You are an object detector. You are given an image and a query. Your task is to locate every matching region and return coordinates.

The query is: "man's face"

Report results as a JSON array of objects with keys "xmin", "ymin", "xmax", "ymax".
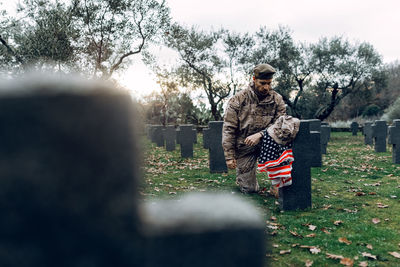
[{"xmin": 254, "ymin": 78, "xmax": 273, "ymax": 95}]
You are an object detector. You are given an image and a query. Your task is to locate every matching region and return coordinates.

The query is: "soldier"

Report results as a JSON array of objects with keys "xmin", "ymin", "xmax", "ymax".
[{"xmin": 222, "ymin": 64, "xmax": 286, "ymax": 193}]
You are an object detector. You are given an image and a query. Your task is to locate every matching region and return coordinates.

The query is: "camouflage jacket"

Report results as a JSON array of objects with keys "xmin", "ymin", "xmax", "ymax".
[{"xmin": 222, "ymin": 84, "xmax": 286, "ymax": 160}]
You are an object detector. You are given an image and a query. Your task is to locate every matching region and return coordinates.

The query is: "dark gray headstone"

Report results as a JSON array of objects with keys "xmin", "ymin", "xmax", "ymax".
[
  {"xmin": 207, "ymin": 121, "xmax": 227, "ymax": 173},
  {"xmin": 203, "ymin": 127, "xmax": 210, "ymax": 149},
  {"xmin": 372, "ymin": 120, "xmax": 388, "ymax": 152},
  {"xmin": 193, "ymin": 129, "xmax": 198, "ymax": 144},
  {"xmin": 0, "ymin": 81, "xmax": 141, "ymax": 266},
  {"xmin": 279, "ymin": 120, "xmax": 313, "ymax": 211},
  {"xmin": 321, "ymin": 125, "xmax": 331, "ymax": 154},
  {"xmin": 176, "ymin": 125, "xmax": 197, "ymax": 158},
  {"xmin": 363, "ymin": 122, "xmax": 373, "ymax": 145},
  {"xmin": 143, "ymin": 193, "xmax": 266, "ymax": 267},
  {"xmin": 152, "ymin": 125, "xmax": 164, "ymax": 147},
  {"xmin": 350, "ymin": 122, "xmax": 359, "ymax": 136},
  {"xmin": 163, "ymin": 125, "xmax": 176, "ymax": 151},
  {"xmin": 388, "ymin": 120, "xmax": 400, "ymax": 164},
  {"xmin": 308, "ymin": 119, "xmax": 322, "ymax": 167}
]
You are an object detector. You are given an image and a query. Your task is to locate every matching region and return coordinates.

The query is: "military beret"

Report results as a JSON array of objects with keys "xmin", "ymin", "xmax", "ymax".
[{"xmin": 253, "ymin": 64, "xmax": 276, "ymax": 79}]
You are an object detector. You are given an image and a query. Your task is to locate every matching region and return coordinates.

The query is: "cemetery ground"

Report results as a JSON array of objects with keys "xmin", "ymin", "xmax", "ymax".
[{"xmin": 140, "ymin": 132, "xmax": 400, "ymax": 266}]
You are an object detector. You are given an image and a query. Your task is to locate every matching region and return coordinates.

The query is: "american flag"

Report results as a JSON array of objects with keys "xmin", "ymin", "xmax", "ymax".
[{"xmin": 257, "ymin": 133, "xmax": 294, "ymax": 188}]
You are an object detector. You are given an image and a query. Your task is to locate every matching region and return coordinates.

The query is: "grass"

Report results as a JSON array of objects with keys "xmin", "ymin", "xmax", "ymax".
[{"xmin": 139, "ymin": 132, "xmax": 400, "ymax": 266}]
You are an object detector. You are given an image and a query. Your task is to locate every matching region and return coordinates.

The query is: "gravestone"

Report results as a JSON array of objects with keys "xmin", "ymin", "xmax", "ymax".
[
  {"xmin": 206, "ymin": 121, "xmax": 227, "ymax": 173},
  {"xmin": 350, "ymin": 122, "xmax": 359, "ymax": 136},
  {"xmin": 0, "ymin": 76, "xmax": 267, "ymax": 267},
  {"xmin": 321, "ymin": 124, "xmax": 331, "ymax": 154},
  {"xmin": 308, "ymin": 119, "xmax": 322, "ymax": 167},
  {"xmin": 163, "ymin": 125, "xmax": 176, "ymax": 151},
  {"xmin": 279, "ymin": 120, "xmax": 313, "ymax": 211},
  {"xmin": 143, "ymin": 193, "xmax": 265, "ymax": 267},
  {"xmin": 372, "ymin": 120, "xmax": 388, "ymax": 152},
  {"xmin": 388, "ymin": 120, "xmax": 400, "ymax": 164},
  {"xmin": 176, "ymin": 124, "xmax": 197, "ymax": 158},
  {"xmin": 363, "ymin": 122, "xmax": 373, "ymax": 145},
  {"xmin": 203, "ymin": 127, "xmax": 210, "ymax": 149},
  {"xmin": 152, "ymin": 125, "xmax": 164, "ymax": 147},
  {"xmin": 0, "ymin": 79, "xmax": 142, "ymax": 266}
]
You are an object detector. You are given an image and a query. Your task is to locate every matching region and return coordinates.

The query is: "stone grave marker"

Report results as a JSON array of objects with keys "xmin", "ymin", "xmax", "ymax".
[
  {"xmin": 279, "ymin": 120, "xmax": 313, "ymax": 211},
  {"xmin": 151, "ymin": 125, "xmax": 164, "ymax": 147},
  {"xmin": 372, "ymin": 120, "xmax": 388, "ymax": 152},
  {"xmin": 388, "ymin": 119, "xmax": 400, "ymax": 164},
  {"xmin": 163, "ymin": 125, "xmax": 176, "ymax": 151},
  {"xmin": 0, "ymin": 79, "xmax": 142, "ymax": 266},
  {"xmin": 321, "ymin": 124, "xmax": 331, "ymax": 154},
  {"xmin": 308, "ymin": 119, "xmax": 322, "ymax": 167},
  {"xmin": 0, "ymin": 76, "xmax": 267, "ymax": 267},
  {"xmin": 363, "ymin": 122, "xmax": 373, "ymax": 145},
  {"xmin": 143, "ymin": 193, "xmax": 265, "ymax": 267},
  {"xmin": 206, "ymin": 121, "xmax": 227, "ymax": 173},
  {"xmin": 203, "ymin": 127, "xmax": 210, "ymax": 149},
  {"xmin": 351, "ymin": 121, "xmax": 359, "ymax": 136},
  {"xmin": 176, "ymin": 124, "xmax": 197, "ymax": 158}
]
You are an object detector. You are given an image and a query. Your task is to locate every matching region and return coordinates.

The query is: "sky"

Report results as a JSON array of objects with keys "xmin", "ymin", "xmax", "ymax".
[
  {"xmin": 2, "ymin": 0, "xmax": 400, "ymax": 97},
  {"xmin": 121, "ymin": 0, "xmax": 400, "ymax": 98}
]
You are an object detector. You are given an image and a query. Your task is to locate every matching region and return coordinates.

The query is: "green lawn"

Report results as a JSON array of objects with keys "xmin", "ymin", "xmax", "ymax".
[{"xmin": 139, "ymin": 132, "xmax": 400, "ymax": 266}]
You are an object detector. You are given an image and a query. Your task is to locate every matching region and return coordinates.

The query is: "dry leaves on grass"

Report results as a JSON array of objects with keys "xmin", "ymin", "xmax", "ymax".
[
  {"xmin": 305, "ymin": 259, "xmax": 313, "ymax": 266},
  {"xmin": 377, "ymin": 203, "xmax": 389, "ymax": 208},
  {"xmin": 388, "ymin": 251, "xmax": 400, "ymax": 258},
  {"xmin": 289, "ymin": 230, "xmax": 303, "ymax": 238},
  {"xmin": 339, "ymin": 237, "xmax": 352, "ymax": 245},
  {"xmin": 310, "ymin": 247, "xmax": 321, "ymax": 254},
  {"xmin": 358, "ymin": 261, "xmax": 368, "ymax": 267},
  {"xmin": 371, "ymin": 218, "xmax": 381, "ymax": 224},
  {"xmin": 334, "ymin": 220, "xmax": 343, "ymax": 226},
  {"xmin": 308, "ymin": 224, "xmax": 317, "ymax": 231},
  {"xmin": 326, "ymin": 253, "xmax": 344, "ymax": 260},
  {"xmin": 280, "ymin": 249, "xmax": 291, "ymax": 255},
  {"xmin": 340, "ymin": 257, "xmax": 354, "ymax": 266},
  {"xmin": 321, "ymin": 227, "xmax": 331, "ymax": 234},
  {"xmin": 306, "ymin": 233, "xmax": 316, "ymax": 238},
  {"xmin": 361, "ymin": 252, "xmax": 377, "ymax": 260}
]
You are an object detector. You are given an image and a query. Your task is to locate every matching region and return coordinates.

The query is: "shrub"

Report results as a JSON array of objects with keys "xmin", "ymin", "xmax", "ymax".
[{"xmin": 362, "ymin": 104, "xmax": 381, "ymax": 117}]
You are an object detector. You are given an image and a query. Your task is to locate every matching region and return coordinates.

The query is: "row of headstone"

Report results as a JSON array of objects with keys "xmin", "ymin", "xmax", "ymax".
[
  {"xmin": 351, "ymin": 121, "xmax": 359, "ymax": 136},
  {"xmin": 362, "ymin": 120, "xmax": 400, "ymax": 164},
  {"xmin": 0, "ymin": 77, "xmax": 266, "ymax": 267}
]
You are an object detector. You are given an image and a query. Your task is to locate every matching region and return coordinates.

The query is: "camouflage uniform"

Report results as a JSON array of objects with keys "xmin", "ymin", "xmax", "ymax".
[{"xmin": 222, "ymin": 83, "xmax": 286, "ymax": 193}]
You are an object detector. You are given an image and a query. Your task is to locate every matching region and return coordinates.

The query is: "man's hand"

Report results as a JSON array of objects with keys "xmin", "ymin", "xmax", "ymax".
[
  {"xmin": 244, "ymin": 132, "xmax": 263, "ymax": 146},
  {"xmin": 226, "ymin": 159, "xmax": 237, "ymax": 169}
]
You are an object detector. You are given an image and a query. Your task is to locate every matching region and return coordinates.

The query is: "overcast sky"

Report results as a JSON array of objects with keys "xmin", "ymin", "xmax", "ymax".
[{"xmin": 2, "ymin": 0, "xmax": 400, "ymax": 96}]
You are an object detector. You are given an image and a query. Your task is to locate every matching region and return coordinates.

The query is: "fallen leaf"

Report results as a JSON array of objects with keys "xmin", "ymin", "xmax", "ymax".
[
  {"xmin": 289, "ymin": 230, "xmax": 303, "ymax": 238},
  {"xmin": 377, "ymin": 203, "xmax": 389, "ymax": 208},
  {"xmin": 300, "ymin": 245, "xmax": 314, "ymax": 249},
  {"xmin": 272, "ymin": 244, "xmax": 280, "ymax": 248},
  {"xmin": 308, "ymin": 225, "xmax": 317, "ymax": 231},
  {"xmin": 361, "ymin": 252, "xmax": 377, "ymax": 260},
  {"xmin": 270, "ymin": 230, "xmax": 278, "ymax": 236},
  {"xmin": 270, "ymin": 216, "xmax": 277, "ymax": 221},
  {"xmin": 321, "ymin": 227, "xmax": 331, "ymax": 234},
  {"xmin": 358, "ymin": 261, "xmax": 368, "ymax": 267},
  {"xmin": 291, "ymin": 243, "xmax": 300, "ymax": 247},
  {"xmin": 340, "ymin": 257, "xmax": 354, "ymax": 266},
  {"xmin": 326, "ymin": 253, "xmax": 344, "ymax": 259},
  {"xmin": 322, "ymin": 204, "xmax": 332, "ymax": 210},
  {"xmin": 356, "ymin": 192, "xmax": 366, "ymax": 196},
  {"xmin": 368, "ymin": 192, "xmax": 377, "ymax": 195},
  {"xmin": 371, "ymin": 218, "xmax": 380, "ymax": 224},
  {"xmin": 388, "ymin": 251, "xmax": 400, "ymax": 258},
  {"xmin": 334, "ymin": 220, "xmax": 343, "ymax": 226},
  {"xmin": 305, "ymin": 259, "xmax": 313, "ymax": 267},
  {"xmin": 280, "ymin": 249, "xmax": 291, "ymax": 255},
  {"xmin": 366, "ymin": 244, "xmax": 373, "ymax": 250},
  {"xmin": 310, "ymin": 247, "xmax": 321, "ymax": 254},
  {"xmin": 339, "ymin": 237, "xmax": 352, "ymax": 245},
  {"xmin": 306, "ymin": 233, "xmax": 316, "ymax": 238}
]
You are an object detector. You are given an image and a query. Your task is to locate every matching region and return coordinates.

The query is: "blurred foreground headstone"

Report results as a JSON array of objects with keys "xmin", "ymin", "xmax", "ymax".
[{"xmin": 0, "ymin": 76, "xmax": 141, "ymax": 266}]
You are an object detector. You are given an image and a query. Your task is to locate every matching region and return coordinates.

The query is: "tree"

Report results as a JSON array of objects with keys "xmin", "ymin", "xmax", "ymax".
[
  {"xmin": 164, "ymin": 24, "xmax": 247, "ymax": 120},
  {"xmin": 73, "ymin": 0, "xmax": 170, "ymax": 79}
]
